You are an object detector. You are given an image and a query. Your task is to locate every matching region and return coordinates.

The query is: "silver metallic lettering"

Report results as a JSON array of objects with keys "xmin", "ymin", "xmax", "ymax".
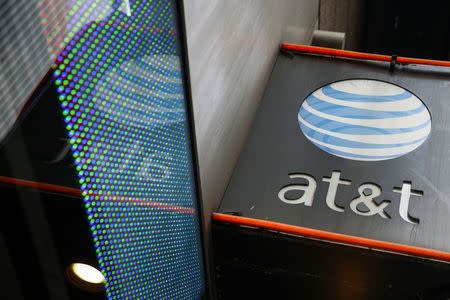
[
  {"xmin": 322, "ymin": 171, "xmax": 351, "ymax": 212},
  {"xmin": 350, "ymin": 184, "xmax": 390, "ymax": 218},
  {"xmin": 393, "ymin": 182, "xmax": 423, "ymax": 224},
  {"xmin": 278, "ymin": 174, "xmax": 317, "ymax": 206}
]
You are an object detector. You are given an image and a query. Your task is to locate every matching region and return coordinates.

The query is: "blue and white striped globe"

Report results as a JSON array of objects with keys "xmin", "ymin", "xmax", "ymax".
[{"xmin": 298, "ymin": 79, "xmax": 431, "ymax": 161}]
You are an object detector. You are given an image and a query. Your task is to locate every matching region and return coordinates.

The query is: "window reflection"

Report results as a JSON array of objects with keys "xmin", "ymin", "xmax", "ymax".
[{"xmin": 0, "ymin": 1, "xmax": 205, "ymax": 299}]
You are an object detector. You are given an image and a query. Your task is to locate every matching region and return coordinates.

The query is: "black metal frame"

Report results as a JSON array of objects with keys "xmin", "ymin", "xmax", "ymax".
[{"xmin": 175, "ymin": 1, "xmax": 211, "ymax": 299}]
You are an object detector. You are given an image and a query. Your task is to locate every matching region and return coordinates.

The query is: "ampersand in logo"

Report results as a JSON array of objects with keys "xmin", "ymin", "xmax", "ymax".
[{"xmin": 349, "ymin": 183, "xmax": 390, "ymax": 219}]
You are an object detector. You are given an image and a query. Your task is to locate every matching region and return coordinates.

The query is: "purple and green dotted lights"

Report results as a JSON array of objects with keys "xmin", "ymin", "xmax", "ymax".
[{"xmin": 53, "ymin": 1, "xmax": 204, "ymax": 299}]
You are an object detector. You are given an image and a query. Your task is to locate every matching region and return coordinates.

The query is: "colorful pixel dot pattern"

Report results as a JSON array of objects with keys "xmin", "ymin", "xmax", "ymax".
[{"xmin": 52, "ymin": 1, "xmax": 205, "ymax": 299}]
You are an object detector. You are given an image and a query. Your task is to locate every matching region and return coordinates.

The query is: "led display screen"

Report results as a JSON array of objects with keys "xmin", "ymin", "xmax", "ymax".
[{"xmin": 51, "ymin": 1, "xmax": 205, "ymax": 299}]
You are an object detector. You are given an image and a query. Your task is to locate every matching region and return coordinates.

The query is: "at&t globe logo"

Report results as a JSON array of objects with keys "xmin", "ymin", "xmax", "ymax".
[{"xmin": 298, "ymin": 79, "xmax": 431, "ymax": 161}]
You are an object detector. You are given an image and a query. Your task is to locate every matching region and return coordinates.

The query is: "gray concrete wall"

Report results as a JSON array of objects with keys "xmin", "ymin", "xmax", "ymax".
[{"xmin": 183, "ymin": 0, "xmax": 319, "ymax": 294}]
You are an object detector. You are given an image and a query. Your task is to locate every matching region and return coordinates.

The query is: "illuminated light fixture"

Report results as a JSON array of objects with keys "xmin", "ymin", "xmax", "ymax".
[
  {"xmin": 67, "ymin": 263, "xmax": 105, "ymax": 292},
  {"xmin": 71, "ymin": 263, "xmax": 104, "ymax": 284}
]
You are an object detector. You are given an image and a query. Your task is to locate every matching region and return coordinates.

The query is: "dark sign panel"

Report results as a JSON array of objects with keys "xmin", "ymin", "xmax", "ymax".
[{"xmin": 219, "ymin": 51, "xmax": 450, "ymax": 254}]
